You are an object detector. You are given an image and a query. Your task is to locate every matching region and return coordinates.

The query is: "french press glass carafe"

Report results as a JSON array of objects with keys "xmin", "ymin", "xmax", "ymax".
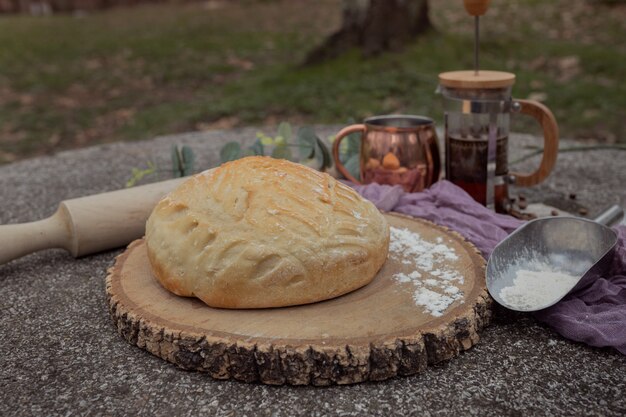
[{"xmin": 439, "ymin": 70, "xmax": 559, "ymax": 213}]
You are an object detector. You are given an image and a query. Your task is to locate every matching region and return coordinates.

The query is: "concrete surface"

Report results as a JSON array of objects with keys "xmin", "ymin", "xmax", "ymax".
[{"xmin": 1, "ymin": 127, "xmax": 625, "ymax": 417}]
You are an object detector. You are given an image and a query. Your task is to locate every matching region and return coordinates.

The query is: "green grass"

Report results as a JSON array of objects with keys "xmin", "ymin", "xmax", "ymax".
[{"xmin": 0, "ymin": 0, "xmax": 625, "ymax": 163}]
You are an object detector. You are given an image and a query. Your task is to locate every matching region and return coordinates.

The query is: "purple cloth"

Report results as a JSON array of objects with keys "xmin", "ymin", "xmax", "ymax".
[{"xmin": 352, "ymin": 180, "xmax": 626, "ymax": 355}]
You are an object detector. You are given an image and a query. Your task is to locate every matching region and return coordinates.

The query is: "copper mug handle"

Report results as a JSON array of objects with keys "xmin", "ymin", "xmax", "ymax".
[
  {"xmin": 510, "ymin": 99, "xmax": 559, "ymax": 187},
  {"xmin": 332, "ymin": 124, "xmax": 365, "ymax": 183}
]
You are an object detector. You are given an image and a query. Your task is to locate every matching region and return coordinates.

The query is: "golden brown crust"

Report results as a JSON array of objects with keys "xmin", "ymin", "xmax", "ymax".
[{"xmin": 145, "ymin": 156, "xmax": 389, "ymax": 308}]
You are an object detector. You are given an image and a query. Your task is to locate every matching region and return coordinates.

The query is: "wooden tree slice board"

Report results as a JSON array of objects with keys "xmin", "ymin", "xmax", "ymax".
[{"xmin": 106, "ymin": 214, "xmax": 492, "ymax": 386}]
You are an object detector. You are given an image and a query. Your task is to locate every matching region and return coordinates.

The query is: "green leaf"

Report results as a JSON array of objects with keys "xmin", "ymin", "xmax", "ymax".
[
  {"xmin": 257, "ymin": 132, "xmax": 274, "ymax": 146},
  {"xmin": 125, "ymin": 161, "xmax": 157, "ymax": 187},
  {"xmin": 271, "ymin": 143, "xmax": 293, "ymax": 160},
  {"xmin": 277, "ymin": 122, "xmax": 292, "ymax": 144},
  {"xmin": 171, "ymin": 145, "xmax": 183, "ymax": 177},
  {"xmin": 343, "ymin": 117, "xmax": 361, "ymax": 162},
  {"xmin": 220, "ymin": 141, "xmax": 242, "ymax": 163},
  {"xmin": 346, "ymin": 132, "xmax": 361, "ymax": 159},
  {"xmin": 316, "ymin": 136, "xmax": 333, "ymax": 169},
  {"xmin": 344, "ymin": 153, "xmax": 361, "ymax": 181},
  {"xmin": 313, "ymin": 137, "xmax": 325, "ymax": 170},
  {"xmin": 242, "ymin": 148, "xmax": 256, "ymax": 157},
  {"xmin": 296, "ymin": 126, "xmax": 316, "ymax": 160},
  {"xmin": 301, "ymin": 158, "xmax": 319, "ymax": 169},
  {"xmin": 249, "ymin": 138, "xmax": 264, "ymax": 156},
  {"xmin": 181, "ymin": 145, "xmax": 195, "ymax": 176}
]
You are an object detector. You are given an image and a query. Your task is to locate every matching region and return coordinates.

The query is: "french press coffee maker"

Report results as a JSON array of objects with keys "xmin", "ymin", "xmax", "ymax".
[{"xmin": 439, "ymin": 1, "xmax": 559, "ymax": 213}]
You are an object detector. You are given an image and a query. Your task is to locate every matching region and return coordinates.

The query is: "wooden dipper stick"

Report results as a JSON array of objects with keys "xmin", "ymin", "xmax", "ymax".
[
  {"xmin": 463, "ymin": 0, "xmax": 491, "ymax": 74},
  {"xmin": 463, "ymin": 0, "xmax": 491, "ymax": 16},
  {"xmin": 0, "ymin": 177, "xmax": 186, "ymax": 265}
]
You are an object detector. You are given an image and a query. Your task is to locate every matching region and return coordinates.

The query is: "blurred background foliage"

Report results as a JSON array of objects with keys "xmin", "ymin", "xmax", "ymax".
[{"xmin": 0, "ymin": 0, "xmax": 625, "ymax": 164}]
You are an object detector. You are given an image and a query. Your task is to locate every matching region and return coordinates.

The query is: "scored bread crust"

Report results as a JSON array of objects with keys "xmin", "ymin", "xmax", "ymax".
[{"xmin": 145, "ymin": 156, "xmax": 389, "ymax": 309}]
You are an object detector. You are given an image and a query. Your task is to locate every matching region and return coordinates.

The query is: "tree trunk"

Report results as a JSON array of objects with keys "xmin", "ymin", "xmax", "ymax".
[{"xmin": 305, "ymin": 0, "xmax": 432, "ymax": 64}]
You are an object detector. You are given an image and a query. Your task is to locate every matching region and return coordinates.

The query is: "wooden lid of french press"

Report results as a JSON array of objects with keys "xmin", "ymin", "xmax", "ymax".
[{"xmin": 439, "ymin": 70, "xmax": 515, "ymax": 89}]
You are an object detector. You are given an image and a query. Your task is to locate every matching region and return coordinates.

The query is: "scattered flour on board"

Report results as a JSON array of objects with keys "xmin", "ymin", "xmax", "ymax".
[
  {"xmin": 389, "ymin": 227, "xmax": 464, "ymax": 317},
  {"xmin": 498, "ymin": 266, "xmax": 579, "ymax": 310}
]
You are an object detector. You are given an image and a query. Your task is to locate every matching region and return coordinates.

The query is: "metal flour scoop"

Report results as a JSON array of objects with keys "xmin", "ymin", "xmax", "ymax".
[{"xmin": 487, "ymin": 205, "xmax": 623, "ymax": 311}]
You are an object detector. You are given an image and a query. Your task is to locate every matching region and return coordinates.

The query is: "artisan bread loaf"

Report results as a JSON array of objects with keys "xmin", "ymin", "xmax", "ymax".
[{"xmin": 145, "ymin": 156, "xmax": 389, "ymax": 308}]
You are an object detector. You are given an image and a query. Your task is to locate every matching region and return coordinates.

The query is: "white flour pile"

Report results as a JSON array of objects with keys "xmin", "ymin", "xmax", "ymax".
[
  {"xmin": 499, "ymin": 266, "xmax": 579, "ymax": 310},
  {"xmin": 389, "ymin": 227, "xmax": 464, "ymax": 317}
]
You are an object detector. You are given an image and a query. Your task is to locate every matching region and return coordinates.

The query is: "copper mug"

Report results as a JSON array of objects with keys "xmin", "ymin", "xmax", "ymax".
[{"xmin": 332, "ymin": 115, "xmax": 441, "ymax": 192}]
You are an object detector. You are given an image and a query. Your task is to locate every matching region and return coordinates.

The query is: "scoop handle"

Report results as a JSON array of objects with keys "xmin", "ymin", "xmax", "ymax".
[{"xmin": 594, "ymin": 205, "xmax": 624, "ymax": 227}]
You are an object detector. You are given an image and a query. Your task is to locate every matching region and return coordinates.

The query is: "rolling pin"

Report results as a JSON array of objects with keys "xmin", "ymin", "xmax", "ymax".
[{"xmin": 0, "ymin": 177, "xmax": 186, "ymax": 265}]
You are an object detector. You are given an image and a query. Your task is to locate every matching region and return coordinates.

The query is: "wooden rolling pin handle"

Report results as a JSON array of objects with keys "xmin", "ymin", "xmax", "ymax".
[
  {"xmin": 0, "ymin": 177, "xmax": 187, "ymax": 266},
  {"xmin": 0, "ymin": 207, "xmax": 73, "ymax": 265}
]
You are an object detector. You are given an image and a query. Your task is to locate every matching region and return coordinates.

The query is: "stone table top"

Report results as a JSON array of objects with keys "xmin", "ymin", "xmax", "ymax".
[{"xmin": 1, "ymin": 127, "xmax": 625, "ymax": 417}]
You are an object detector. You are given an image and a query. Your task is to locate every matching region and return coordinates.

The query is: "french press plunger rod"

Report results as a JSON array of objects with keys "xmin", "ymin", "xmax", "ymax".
[{"xmin": 438, "ymin": 0, "xmax": 559, "ymax": 212}]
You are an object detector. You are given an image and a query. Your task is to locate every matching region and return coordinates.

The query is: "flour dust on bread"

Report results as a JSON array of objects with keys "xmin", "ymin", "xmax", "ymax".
[{"xmin": 145, "ymin": 156, "xmax": 389, "ymax": 308}]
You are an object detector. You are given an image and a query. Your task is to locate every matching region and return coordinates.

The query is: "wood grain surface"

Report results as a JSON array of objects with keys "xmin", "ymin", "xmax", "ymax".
[
  {"xmin": 106, "ymin": 213, "xmax": 492, "ymax": 386},
  {"xmin": 438, "ymin": 70, "xmax": 516, "ymax": 89}
]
